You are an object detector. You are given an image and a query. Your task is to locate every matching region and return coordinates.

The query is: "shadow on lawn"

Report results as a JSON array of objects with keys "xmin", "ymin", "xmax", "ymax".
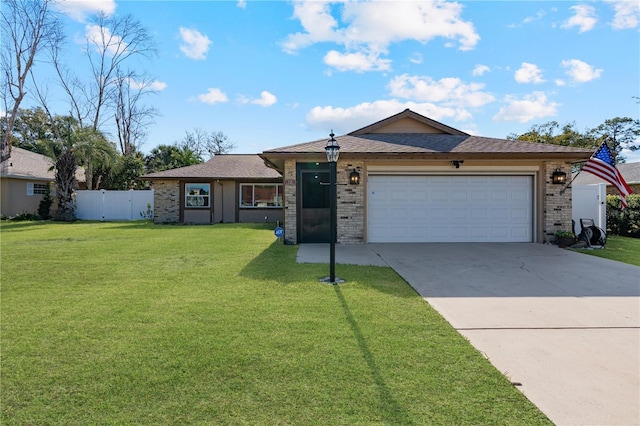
[
  {"xmin": 241, "ymin": 241, "xmax": 416, "ymax": 298},
  {"xmin": 333, "ymin": 285, "xmax": 414, "ymax": 424}
]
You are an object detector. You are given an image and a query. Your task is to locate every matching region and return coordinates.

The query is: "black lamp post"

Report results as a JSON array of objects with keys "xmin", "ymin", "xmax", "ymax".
[{"xmin": 320, "ymin": 131, "xmax": 343, "ymax": 284}]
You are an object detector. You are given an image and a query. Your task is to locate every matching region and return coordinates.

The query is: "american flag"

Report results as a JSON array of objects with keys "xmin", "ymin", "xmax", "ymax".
[{"xmin": 581, "ymin": 141, "xmax": 633, "ymax": 208}]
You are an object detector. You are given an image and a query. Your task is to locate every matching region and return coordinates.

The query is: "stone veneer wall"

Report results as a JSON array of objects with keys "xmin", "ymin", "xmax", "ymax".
[
  {"xmin": 337, "ymin": 161, "xmax": 365, "ymax": 243},
  {"xmin": 543, "ymin": 162, "xmax": 573, "ymax": 243},
  {"xmin": 283, "ymin": 159, "xmax": 297, "ymax": 244},
  {"xmin": 153, "ymin": 180, "xmax": 180, "ymax": 223}
]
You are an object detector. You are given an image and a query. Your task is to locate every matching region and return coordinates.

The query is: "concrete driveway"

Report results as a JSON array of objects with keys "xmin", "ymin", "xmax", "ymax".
[{"xmin": 297, "ymin": 243, "xmax": 640, "ymax": 426}]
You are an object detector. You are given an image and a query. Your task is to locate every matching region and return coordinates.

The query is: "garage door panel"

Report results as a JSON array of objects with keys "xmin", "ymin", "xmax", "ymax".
[{"xmin": 368, "ymin": 175, "xmax": 533, "ymax": 243}]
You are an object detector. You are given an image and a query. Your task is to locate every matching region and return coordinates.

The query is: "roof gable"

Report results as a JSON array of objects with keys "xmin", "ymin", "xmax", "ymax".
[{"xmin": 349, "ymin": 109, "xmax": 468, "ymax": 136}]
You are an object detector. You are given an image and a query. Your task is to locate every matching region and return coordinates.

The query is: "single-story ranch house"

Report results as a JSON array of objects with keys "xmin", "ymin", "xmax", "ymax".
[
  {"xmin": 1, "ymin": 147, "xmax": 85, "ymax": 217},
  {"xmin": 142, "ymin": 109, "xmax": 593, "ymax": 244},
  {"xmin": 140, "ymin": 154, "xmax": 283, "ymax": 224},
  {"xmin": 259, "ymin": 109, "xmax": 593, "ymax": 245}
]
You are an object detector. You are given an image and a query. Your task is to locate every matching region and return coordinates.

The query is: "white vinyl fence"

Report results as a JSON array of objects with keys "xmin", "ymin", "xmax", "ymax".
[
  {"xmin": 75, "ymin": 189, "xmax": 154, "ymax": 221},
  {"xmin": 572, "ymin": 184, "xmax": 606, "ymax": 231}
]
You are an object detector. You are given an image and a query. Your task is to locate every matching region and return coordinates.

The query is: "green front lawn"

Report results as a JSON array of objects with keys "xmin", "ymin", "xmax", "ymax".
[
  {"xmin": 1, "ymin": 222, "xmax": 550, "ymax": 425},
  {"xmin": 573, "ymin": 235, "xmax": 640, "ymax": 266}
]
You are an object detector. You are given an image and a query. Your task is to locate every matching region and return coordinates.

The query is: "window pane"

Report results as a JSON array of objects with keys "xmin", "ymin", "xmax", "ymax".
[
  {"xmin": 185, "ymin": 183, "xmax": 210, "ymax": 208},
  {"xmin": 186, "ymin": 183, "xmax": 209, "ymax": 196},
  {"xmin": 254, "ymin": 185, "xmax": 277, "ymax": 206},
  {"xmin": 241, "ymin": 185, "xmax": 254, "ymax": 207}
]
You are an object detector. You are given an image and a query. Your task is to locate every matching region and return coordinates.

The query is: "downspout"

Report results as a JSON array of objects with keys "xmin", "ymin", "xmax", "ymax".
[{"xmin": 217, "ymin": 179, "xmax": 224, "ymax": 223}]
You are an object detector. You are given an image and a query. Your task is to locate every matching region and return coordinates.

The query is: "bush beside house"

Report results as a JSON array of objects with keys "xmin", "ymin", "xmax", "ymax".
[{"xmin": 607, "ymin": 194, "xmax": 640, "ymax": 238}]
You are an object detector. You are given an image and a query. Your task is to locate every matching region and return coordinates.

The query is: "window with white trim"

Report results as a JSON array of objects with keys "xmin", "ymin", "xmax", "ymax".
[
  {"xmin": 185, "ymin": 183, "xmax": 210, "ymax": 208},
  {"xmin": 27, "ymin": 183, "xmax": 49, "ymax": 196},
  {"xmin": 240, "ymin": 184, "xmax": 283, "ymax": 208}
]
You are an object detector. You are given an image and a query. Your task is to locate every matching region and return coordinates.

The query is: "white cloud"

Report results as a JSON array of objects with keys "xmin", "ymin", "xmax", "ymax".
[
  {"xmin": 237, "ymin": 0, "xmax": 247, "ymax": 10},
  {"xmin": 324, "ymin": 50, "xmax": 391, "ymax": 72},
  {"xmin": 54, "ymin": 0, "xmax": 116, "ymax": 22},
  {"xmin": 607, "ymin": 0, "xmax": 640, "ymax": 29},
  {"xmin": 283, "ymin": 1, "xmax": 479, "ymax": 72},
  {"xmin": 493, "ymin": 92, "xmax": 559, "ymax": 123},
  {"xmin": 388, "ymin": 74, "xmax": 495, "ymax": 108},
  {"xmin": 561, "ymin": 59, "xmax": 602, "ymax": 83},
  {"xmin": 562, "ymin": 4, "xmax": 597, "ymax": 32},
  {"xmin": 179, "ymin": 27, "xmax": 212, "ymax": 60},
  {"xmin": 197, "ymin": 88, "xmax": 228, "ymax": 104},
  {"xmin": 306, "ymin": 99, "xmax": 469, "ymax": 133},
  {"xmin": 252, "ymin": 91, "xmax": 278, "ymax": 107},
  {"xmin": 128, "ymin": 78, "xmax": 168, "ymax": 91},
  {"xmin": 514, "ymin": 62, "xmax": 545, "ymax": 84},
  {"xmin": 85, "ymin": 24, "xmax": 125, "ymax": 56},
  {"xmin": 472, "ymin": 64, "xmax": 490, "ymax": 76},
  {"xmin": 409, "ymin": 53, "xmax": 423, "ymax": 65}
]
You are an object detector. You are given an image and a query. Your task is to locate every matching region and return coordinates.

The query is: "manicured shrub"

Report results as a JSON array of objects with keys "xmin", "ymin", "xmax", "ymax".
[{"xmin": 607, "ymin": 194, "xmax": 640, "ymax": 238}]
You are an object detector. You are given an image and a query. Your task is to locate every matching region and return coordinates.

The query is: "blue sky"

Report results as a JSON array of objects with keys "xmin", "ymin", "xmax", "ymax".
[{"xmin": 30, "ymin": 1, "xmax": 640, "ymax": 161}]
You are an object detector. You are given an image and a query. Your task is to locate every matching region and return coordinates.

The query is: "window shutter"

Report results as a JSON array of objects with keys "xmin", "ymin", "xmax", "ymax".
[{"xmin": 27, "ymin": 182, "xmax": 34, "ymax": 196}]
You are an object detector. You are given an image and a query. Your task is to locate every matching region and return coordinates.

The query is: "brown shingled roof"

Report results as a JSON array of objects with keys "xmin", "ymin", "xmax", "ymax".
[
  {"xmin": 263, "ymin": 133, "xmax": 595, "ymax": 155},
  {"xmin": 0, "ymin": 147, "xmax": 85, "ymax": 182},
  {"xmin": 139, "ymin": 154, "xmax": 281, "ymax": 180}
]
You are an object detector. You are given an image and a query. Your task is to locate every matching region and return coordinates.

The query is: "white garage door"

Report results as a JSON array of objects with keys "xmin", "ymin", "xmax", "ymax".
[{"xmin": 368, "ymin": 175, "xmax": 533, "ymax": 243}]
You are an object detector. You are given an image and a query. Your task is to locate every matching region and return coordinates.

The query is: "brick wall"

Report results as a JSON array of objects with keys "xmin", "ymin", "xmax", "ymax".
[
  {"xmin": 153, "ymin": 180, "xmax": 180, "ymax": 223},
  {"xmin": 337, "ymin": 161, "xmax": 365, "ymax": 243},
  {"xmin": 544, "ymin": 162, "xmax": 573, "ymax": 243}
]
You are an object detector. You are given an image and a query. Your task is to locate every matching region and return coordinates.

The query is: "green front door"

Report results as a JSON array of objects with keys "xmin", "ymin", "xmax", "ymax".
[{"xmin": 298, "ymin": 164, "xmax": 330, "ymax": 243}]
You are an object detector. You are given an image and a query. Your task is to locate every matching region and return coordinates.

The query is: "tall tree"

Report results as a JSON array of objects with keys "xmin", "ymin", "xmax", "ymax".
[
  {"xmin": 507, "ymin": 121, "xmax": 597, "ymax": 149},
  {"xmin": 510, "ymin": 117, "xmax": 639, "ymax": 162},
  {"xmin": 114, "ymin": 69, "xmax": 159, "ymax": 156},
  {"xmin": 144, "ymin": 144, "xmax": 201, "ymax": 174},
  {"xmin": 51, "ymin": 12, "xmax": 157, "ymax": 132},
  {"xmin": 179, "ymin": 128, "xmax": 236, "ymax": 160},
  {"xmin": 0, "ymin": 0, "xmax": 63, "ymax": 162},
  {"xmin": 588, "ymin": 117, "xmax": 640, "ymax": 162}
]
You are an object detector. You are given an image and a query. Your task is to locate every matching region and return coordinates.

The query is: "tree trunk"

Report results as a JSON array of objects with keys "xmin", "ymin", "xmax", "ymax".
[{"xmin": 53, "ymin": 150, "xmax": 77, "ymax": 221}]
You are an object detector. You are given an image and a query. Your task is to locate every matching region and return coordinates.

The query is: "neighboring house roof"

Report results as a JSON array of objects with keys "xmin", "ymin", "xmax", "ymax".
[
  {"xmin": 0, "ymin": 147, "xmax": 86, "ymax": 182},
  {"xmin": 139, "ymin": 154, "xmax": 282, "ymax": 180},
  {"xmin": 261, "ymin": 109, "xmax": 594, "ymax": 169},
  {"xmin": 572, "ymin": 162, "xmax": 640, "ymax": 185},
  {"xmin": 1, "ymin": 147, "xmax": 56, "ymax": 181}
]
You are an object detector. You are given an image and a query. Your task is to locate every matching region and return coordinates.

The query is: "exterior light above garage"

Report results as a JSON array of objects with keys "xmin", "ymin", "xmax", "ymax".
[{"xmin": 552, "ymin": 168, "xmax": 567, "ymax": 184}]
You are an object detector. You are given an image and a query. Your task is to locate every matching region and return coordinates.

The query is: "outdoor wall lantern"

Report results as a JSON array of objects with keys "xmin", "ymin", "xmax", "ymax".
[
  {"xmin": 349, "ymin": 169, "xmax": 360, "ymax": 185},
  {"xmin": 552, "ymin": 168, "xmax": 567, "ymax": 185}
]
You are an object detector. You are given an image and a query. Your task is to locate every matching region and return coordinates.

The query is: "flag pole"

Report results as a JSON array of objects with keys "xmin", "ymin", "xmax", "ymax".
[
  {"xmin": 559, "ymin": 168, "xmax": 582, "ymax": 195},
  {"xmin": 560, "ymin": 139, "xmax": 607, "ymax": 195}
]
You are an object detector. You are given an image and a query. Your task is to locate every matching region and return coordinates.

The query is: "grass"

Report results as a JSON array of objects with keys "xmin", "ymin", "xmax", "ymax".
[
  {"xmin": 573, "ymin": 235, "xmax": 640, "ymax": 266},
  {"xmin": 1, "ymin": 221, "xmax": 551, "ymax": 425}
]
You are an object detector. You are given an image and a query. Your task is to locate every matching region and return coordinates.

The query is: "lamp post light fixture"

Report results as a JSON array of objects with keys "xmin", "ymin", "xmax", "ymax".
[{"xmin": 320, "ymin": 131, "xmax": 344, "ymax": 285}]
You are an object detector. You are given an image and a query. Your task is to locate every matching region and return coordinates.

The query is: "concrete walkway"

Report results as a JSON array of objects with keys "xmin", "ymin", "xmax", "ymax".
[{"xmin": 297, "ymin": 243, "xmax": 640, "ymax": 426}]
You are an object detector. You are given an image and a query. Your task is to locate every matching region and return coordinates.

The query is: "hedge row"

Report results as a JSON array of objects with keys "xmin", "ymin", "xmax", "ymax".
[{"xmin": 606, "ymin": 194, "xmax": 640, "ymax": 238}]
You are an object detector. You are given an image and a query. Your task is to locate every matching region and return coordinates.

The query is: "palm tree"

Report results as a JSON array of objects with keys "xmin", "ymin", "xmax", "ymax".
[{"xmin": 43, "ymin": 117, "xmax": 117, "ymax": 221}]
